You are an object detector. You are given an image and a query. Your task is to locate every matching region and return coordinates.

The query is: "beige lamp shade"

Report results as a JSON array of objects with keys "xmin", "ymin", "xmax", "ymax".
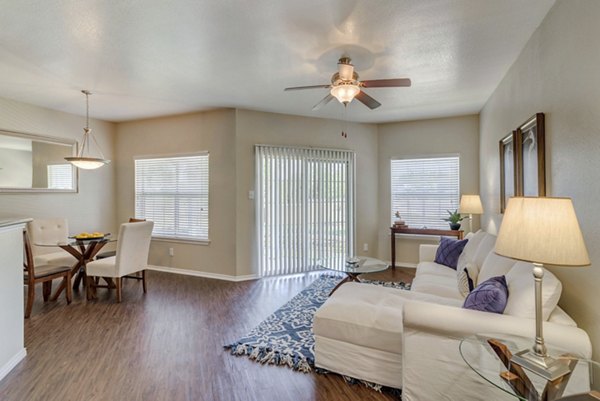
[
  {"xmin": 495, "ymin": 197, "xmax": 590, "ymax": 267},
  {"xmin": 459, "ymin": 195, "xmax": 483, "ymax": 214}
]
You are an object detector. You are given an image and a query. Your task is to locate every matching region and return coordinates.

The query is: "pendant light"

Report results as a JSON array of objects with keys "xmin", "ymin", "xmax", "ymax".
[{"xmin": 65, "ymin": 90, "xmax": 110, "ymax": 169}]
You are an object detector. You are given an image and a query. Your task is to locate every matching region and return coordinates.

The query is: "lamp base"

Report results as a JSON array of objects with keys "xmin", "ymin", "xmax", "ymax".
[{"xmin": 511, "ymin": 349, "xmax": 571, "ymax": 381}]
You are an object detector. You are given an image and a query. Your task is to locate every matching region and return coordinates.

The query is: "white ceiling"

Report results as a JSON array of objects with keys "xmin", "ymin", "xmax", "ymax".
[{"xmin": 0, "ymin": 0, "xmax": 555, "ymax": 124}]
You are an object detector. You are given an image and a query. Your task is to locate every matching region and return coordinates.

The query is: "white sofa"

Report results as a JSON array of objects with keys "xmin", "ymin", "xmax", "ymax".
[{"xmin": 313, "ymin": 231, "xmax": 592, "ymax": 400}]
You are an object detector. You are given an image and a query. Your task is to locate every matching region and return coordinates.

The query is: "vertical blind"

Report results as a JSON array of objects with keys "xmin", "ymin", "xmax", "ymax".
[
  {"xmin": 135, "ymin": 153, "xmax": 209, "ymax": 241},
  {"xmin": 47, "ymin": 164, "xmax": 74, "ymax": 190},
  {"xmin": 256, "ymin": 145, "xmax": 355, "ymax": 277},
  {"xmin": 391, "ymin": 156, "xmax": 460, "ymax": 230}
]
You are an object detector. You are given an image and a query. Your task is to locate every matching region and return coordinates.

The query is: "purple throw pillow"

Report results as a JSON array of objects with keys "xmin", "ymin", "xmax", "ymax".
[
  {"xmin": 434, "ymin": 237, "xmax": 468, "ymax": 269},
  {"xmin": 463, "ymin": 276, "xmax": 509, "ymax": 314}
]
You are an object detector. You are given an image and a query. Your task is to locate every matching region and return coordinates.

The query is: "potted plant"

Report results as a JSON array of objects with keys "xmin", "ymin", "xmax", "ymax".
[{"xmin": 443, "ymin": 209, "xmax": 464, "ymax": 231}]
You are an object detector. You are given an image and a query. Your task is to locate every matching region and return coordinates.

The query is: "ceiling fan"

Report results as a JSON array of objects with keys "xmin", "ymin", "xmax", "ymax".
[{"xmin": 284, "ymin": 56, "xmax": 411, "ymax": 110}]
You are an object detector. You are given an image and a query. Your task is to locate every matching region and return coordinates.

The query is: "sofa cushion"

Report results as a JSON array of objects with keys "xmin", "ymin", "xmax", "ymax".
[
  {"xmin": 314, "ymin": 283, "xmax": 406, "ymax": 353},
  {"xmin": 456, "ymin": 230, "xmax": 486, "ymax": 272},
  {"xmin": 503, "ymin": 261, "xmax": 562, "ymax": 321},
  {"xmin": 434, "ymin": 237, "xmax": 468, "ymax": 269},
  {"xmin": 457, "ymin": 262, "xmax": 478, "ymax": 298},
  {"xmin": 477, "ymin": 251, "xmax": 517, "ymax": 284},
  {"xmin": 473, "ymin": 233, "xmax": 497, "ymax": 270},
  {"xmin": 411, "ymin": 273, "xmax": 463, "ymax": 300},
  {"xmin": 415, "ymin": 261, "xmax": 458, "ymax": 280},
  {"xmin": 314, "ymin": 282, "xmax": 463, "ymax": 354},
  {"xmin": 463, "ymin": 276, "xmax": 509, "ymax": 314}
]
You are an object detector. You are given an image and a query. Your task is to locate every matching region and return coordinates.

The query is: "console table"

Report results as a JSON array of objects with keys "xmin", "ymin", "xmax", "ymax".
[{"xmin": 390, "ymin": 227, "xmax": 464, "ymax": 268}]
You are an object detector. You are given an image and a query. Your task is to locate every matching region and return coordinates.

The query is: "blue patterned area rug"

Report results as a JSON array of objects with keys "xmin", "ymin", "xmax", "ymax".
[{"xmin": 224, "ymin": 274, "xmax": 410, "ymax": 394}]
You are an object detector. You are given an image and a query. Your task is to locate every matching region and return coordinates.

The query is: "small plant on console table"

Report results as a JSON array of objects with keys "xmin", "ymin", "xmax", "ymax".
[{"xmin": 443, "ymin": 209, "xmax": 465, "ymax": 231}]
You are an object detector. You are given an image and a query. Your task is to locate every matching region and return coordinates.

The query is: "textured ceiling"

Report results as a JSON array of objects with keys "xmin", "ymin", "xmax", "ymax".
[{"xmin": 0, "ymin": 0, "xmax": 555, "ymax": 123}]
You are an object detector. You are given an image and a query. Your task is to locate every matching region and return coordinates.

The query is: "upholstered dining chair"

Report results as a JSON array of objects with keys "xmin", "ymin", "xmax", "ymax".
[
  {"xmin": 23, "ymin": 231, "xmax": 72, "ymax": 318},
  {"xmin": 85, "ymin": 221, "xmax": 154, "ymax": 302},
  {"xmin": 95, "ymin": 218, "xmax": 146, "ymax": 260},
  {"xmin": 26, "ymin": 218, "xmax": 77, "ymax": 267}
]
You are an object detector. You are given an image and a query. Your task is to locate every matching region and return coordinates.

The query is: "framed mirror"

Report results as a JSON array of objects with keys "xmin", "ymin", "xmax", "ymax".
[{"xmin": 0, "ymin": 129, "xmax": 78, "ymax": 193}]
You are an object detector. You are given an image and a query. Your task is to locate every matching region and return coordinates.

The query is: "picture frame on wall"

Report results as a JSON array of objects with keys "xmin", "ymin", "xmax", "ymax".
[
  {"xmin": 499, "ymin": 131, "xmax": 518, "ymax": 213},
  {"xmin": 516, "ymin": 113, "xmax": 546, "ymax": 197}
]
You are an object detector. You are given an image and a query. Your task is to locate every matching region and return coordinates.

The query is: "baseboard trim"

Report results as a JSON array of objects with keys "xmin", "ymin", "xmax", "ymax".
[
  {"xmin": 148, "ymin": 265, "xmax": 259, "ymax": 282},
  {"xmin": 0, "ymin": 348, "xmax": 26, "ymax": 383}
]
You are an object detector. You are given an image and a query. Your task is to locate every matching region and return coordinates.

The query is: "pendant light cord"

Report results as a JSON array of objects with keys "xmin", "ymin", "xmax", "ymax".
[{"xmin": 86, "ymin": 91, "xmax": 89, "ymax": 130}]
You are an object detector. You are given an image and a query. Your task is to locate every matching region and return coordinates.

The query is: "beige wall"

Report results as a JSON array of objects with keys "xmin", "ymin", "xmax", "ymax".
[
  {"xmin": 377, "ymin": 115, "xmax": 480, "ymax": 264},
  {"xmin": 479, "ymin": 0, "xmax": 600, "ymax": 359},
  {"xmin": 114, "ymin": 108, "xmax": 477, "ymax": 277},
  {"xmin": 0, "ymin": 96, "xmax": 117, "ymax": 235},
  {"xmin": 234, "ymin": 109, "xmax": 379, "ymax": 276},
  {"xmin": 114, "ymin": 109, "xmax": 238, "ymax": 276}
]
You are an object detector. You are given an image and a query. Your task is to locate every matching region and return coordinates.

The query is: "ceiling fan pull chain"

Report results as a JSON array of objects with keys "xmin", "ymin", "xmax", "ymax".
[{"xmin": 341, "ymin": 104, "xmax": 348, "ymax": 138}]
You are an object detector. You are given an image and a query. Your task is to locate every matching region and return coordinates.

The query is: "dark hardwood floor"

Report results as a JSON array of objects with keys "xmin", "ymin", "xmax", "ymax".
[{"xmin": 0, "ymin": 268, "xmax": 413, "ymax": 401}]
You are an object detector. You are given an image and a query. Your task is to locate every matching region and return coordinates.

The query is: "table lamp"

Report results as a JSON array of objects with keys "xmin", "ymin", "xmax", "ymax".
[
  {"xmin": 459, "ymin": 195, "xmax": 483, "ymax": 233},
  {"xmin": 495, "ymin": 197, "xmax": 590, "ymax": 380}
]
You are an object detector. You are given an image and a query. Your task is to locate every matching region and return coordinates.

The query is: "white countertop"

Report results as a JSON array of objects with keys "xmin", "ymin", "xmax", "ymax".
[{"xmin": 0, "ymin": 217, "xmax": 32, "ymax": 228}]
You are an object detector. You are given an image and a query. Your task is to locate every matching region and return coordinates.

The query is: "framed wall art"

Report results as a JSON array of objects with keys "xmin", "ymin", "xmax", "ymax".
[
  {"xmin": 516, "ymin": 113, "xmax": 545, "ymax": 197},
  {"xmin": 499, "ymin": 131, "xmax": 518, "ymax": 213}
]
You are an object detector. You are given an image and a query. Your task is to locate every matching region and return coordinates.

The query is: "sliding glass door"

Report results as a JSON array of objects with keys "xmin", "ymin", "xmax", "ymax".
[{"xmin": 256, "ymin": 145, "xmax": 355, "ymax": 276}]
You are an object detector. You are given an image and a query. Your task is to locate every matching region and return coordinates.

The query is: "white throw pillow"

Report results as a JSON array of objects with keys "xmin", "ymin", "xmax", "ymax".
[
  {"xmin": 473, "ymin": 233, "xmax": 497, "ymax": 270},
  {"xmin": 503, "ymin": 261, "xmax": 562, "ymax": 321},
  {"xmin": 456, "ymin": 230, "xmax": 486, "ymax": 273},
  {"xmin": 457, "ymin": 262, "xmax": 478, "ymax": 298},
  {"xmin": 477, "ymin": 251, "xmax": 517, "ymax": 284}
]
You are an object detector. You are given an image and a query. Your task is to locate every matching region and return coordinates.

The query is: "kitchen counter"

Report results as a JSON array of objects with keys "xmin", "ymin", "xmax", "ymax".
[{"xmin": 0, "ymin": 217, "xmax": 30, "ymax": 382}]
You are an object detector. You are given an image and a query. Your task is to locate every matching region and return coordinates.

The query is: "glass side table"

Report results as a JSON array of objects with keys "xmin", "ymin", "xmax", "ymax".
[
  {"xmin": 459, "ymin": 335, "xmax": 600, "ymax": 401},
  {"xmin": 317, "ymin": 257, "xmax": 390, "ymax": 295}
]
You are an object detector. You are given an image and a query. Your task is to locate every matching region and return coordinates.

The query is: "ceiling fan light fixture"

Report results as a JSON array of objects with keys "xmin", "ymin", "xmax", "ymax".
[
  {"xmin": 330, "ymin": 84, "xmax": 360, "ymax": 104},
  {"xmin": 66, "ymin": 90, "xmax": 110, "ymax": 170}
]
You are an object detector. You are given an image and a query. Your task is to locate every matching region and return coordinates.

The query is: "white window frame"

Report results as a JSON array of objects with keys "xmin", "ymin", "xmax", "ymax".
[
  {"xmin": 390, "ymin": 154, "xmax": 460, "ymax": 230},
  {"xmin": 47, "ymin": 163, "xmax": 75, "ymax": 190},
  {"xmin": 134, "ymin": 152, "xmax": 210, "ymax": 244}
]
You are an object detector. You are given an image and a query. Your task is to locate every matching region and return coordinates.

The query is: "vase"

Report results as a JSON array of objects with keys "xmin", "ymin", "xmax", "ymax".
[{"xmin": 449, "ymin": 223, "xmax": 461, "ymax": 231}]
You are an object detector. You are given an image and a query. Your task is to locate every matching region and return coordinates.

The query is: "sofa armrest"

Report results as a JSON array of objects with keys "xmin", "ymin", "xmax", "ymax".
[
  {"xmin": 403, "ymin": 300, "xmax": 591, "ymax": 357},
  {"xmin": 401, "ymin": 301, "xmax": 592, "ymax": 401},
  {"xmin": 419, "ymin": 244, "xmax": 439, "ymax": 263}
]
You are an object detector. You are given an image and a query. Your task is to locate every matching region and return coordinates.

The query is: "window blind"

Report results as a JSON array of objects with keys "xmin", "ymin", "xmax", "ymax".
[
  {"xmin": 135, "ymin": 154, "xmax": 209, "ymax": 241},
  {"xmin": 391, "ymin": 156, "xmax": 460, "ymax": 230},
  {"xmin": 256, "ymin": 145, "xmax": 355, "ymax": 277},
  {"xmin": 47, "ymin": 164, "xmax": 74, "ymax": 190}
]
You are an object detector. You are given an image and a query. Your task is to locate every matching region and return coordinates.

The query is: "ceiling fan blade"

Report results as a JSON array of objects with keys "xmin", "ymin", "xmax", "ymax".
[
  {"xmin": 355, "ymin": 91, "xmax": 381, "ymax": 109},
  {"xmin": 312, "ymin": 94, "xmax": 334, "ymax": 110},
  {"xmin": 361, "ymin": 78, "xmax": 412, "ymax": 88},
  {"xmin": 284, "ymin": 84, "xmax": 331, "ymax": 91}
]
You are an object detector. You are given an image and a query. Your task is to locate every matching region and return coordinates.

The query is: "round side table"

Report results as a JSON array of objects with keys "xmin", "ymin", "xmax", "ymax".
[{"xmin": 459, "ymin": 335, "xmax": 599, "ymax": 401}]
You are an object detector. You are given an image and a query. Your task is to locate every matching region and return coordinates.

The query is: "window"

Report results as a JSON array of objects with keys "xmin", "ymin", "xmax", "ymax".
[
  {"xmin": 391, "ymin": 156, "xmax": 460, "ymax": 230},
  {"xmin": 135, "ymin": 153, "xmax": 209, "ymax": 242},
  {"xmin": 47, "ymin": 164, "xmax": 74, "ymax": 190},
  {"xmin": 256, "ymin": 145, "xmax": 355, "ymax": 276}
]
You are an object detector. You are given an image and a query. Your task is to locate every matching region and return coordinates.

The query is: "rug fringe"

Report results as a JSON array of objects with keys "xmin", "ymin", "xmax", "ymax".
[{"xmin": 224, "ymin": 343, "xmax": 313, "ymax": 373}]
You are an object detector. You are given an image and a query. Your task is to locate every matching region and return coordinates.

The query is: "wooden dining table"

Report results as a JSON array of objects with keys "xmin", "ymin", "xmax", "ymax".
[{"xmin": 36, "ymin": 235, "xmax": 113, "ymax": 301}]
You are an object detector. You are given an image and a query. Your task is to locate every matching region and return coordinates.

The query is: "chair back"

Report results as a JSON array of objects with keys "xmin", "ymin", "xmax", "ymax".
[
  {"xmin": 27, "ymin": 218, "xmax": 69, "ymax": 256},
  {"xmin": 23, "ymin": 230, "xmax": 35, "ymax": 278},
  {"xmin": 115, "ymin": 221, "xmax": 154, "ymax": 276}
]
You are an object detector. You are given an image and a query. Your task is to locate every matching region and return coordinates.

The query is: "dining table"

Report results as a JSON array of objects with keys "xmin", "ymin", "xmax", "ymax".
[{"xmin": 35, "ymin": 235, "xmax": 114, "ymax": 300}]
